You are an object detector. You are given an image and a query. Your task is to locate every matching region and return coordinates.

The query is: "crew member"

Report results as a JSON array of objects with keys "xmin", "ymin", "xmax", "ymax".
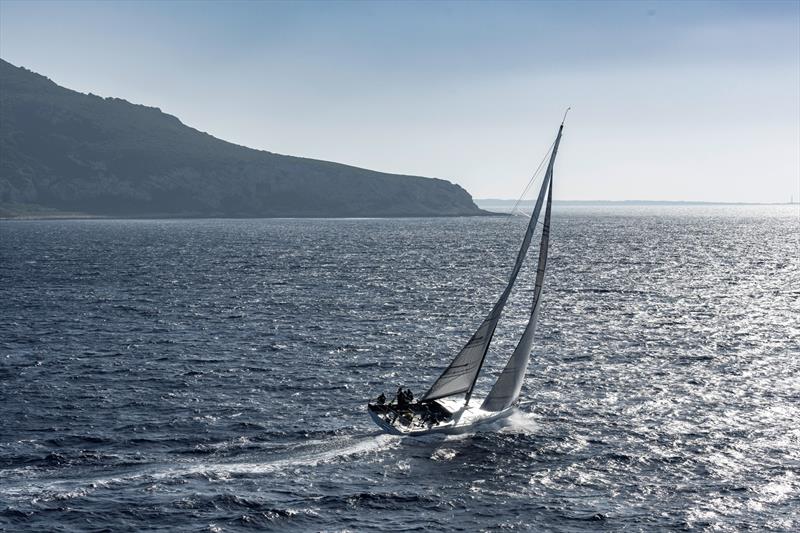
[{"xmin": 396, "ymin": 386, "xmax": 407, "ymax": 409}]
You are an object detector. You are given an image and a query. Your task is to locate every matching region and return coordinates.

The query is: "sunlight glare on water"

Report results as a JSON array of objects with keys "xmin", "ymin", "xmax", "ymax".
[{"xmin": 1, "ymin": 205, "xmax": 798, "ymax": 531}]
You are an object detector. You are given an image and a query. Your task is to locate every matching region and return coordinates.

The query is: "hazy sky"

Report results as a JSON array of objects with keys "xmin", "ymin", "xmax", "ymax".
[{"xmin": 1, "ymin": 0, "xmax": 798, "ymax": 201}]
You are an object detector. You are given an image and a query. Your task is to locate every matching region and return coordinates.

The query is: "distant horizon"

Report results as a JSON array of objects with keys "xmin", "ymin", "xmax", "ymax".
[{"xmin": 475, "ymin": 198, "xmax": 800, "ymax": 206}]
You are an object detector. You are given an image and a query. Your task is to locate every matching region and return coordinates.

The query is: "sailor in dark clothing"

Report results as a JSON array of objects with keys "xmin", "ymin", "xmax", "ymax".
[
  {"xmin": 376, "ymin": 393, "xmax": 386, "ymax": 405},
  {"xmin": 404, "ymin": 389, "xmax": 414, "ymax": 403},
  {"xmin": 396, "ymin": 387, "xmax": 407, "ymax": 409}
]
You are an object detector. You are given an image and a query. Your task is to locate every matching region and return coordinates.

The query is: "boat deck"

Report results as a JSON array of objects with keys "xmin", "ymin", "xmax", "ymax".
[{"xmin": 367, "ymin": 399, "xmax": 512, "ymax": 436}]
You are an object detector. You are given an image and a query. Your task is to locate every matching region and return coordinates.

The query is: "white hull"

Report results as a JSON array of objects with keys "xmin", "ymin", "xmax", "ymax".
[{"xmin": 368, "ymin": 399, "xmax": 514, "ymax": 436}]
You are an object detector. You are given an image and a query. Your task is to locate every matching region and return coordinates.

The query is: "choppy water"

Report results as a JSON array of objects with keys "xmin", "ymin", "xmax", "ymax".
[{"xmin": 1, "ymin": 206, "xmax": 798, "ymax": 532}]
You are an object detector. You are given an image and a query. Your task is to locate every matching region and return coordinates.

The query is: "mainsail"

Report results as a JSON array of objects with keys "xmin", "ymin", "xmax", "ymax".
[
  {"xmin": 481, "ymin": 174, "xmax": 553, "ymax": 411},
  {"xmin": 421, "ymin": 123, "xmax": 564, "ymax": 404}
]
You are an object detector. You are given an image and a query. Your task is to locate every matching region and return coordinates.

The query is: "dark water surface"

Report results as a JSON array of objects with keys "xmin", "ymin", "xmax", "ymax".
[{"xmin": 1, "ymin": 206, "xmax": 798, "ymax": 532}]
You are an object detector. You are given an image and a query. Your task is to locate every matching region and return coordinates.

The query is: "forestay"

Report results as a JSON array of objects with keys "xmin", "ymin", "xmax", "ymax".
[{"xmin": 421, "ymin": 124, "xmax": 564, "ymax": 404}]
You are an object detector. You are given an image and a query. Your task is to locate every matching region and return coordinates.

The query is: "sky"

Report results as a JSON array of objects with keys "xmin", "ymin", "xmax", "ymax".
[{"xmin": 0, "ymin": 0, "xmax": 798, "ymax": 202}]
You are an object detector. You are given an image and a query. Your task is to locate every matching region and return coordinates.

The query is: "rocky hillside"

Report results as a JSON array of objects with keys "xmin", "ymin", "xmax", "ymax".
[{"xmin": 0, "ymin": 59, "xmax": 485, "ymax": 218}]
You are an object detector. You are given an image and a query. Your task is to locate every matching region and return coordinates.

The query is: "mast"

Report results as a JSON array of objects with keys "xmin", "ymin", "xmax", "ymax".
[{"xmin": 422, "ymin": 119, "xmax": 566, "ymax": 405}]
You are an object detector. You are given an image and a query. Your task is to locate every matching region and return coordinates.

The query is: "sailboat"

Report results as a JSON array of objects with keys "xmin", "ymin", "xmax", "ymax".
[{"xmin": 367, "ymin": 116, "xmax": 566, "ymax": 436}]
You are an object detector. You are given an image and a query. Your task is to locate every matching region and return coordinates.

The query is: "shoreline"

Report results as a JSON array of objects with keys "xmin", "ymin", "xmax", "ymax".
[
  {"xmin": 0, "ymin": 211, "xmax": 503, "ymax": 221},
  {"xmin": 2, "ymin": 203, "xmax": 796, "ymax": 221}
]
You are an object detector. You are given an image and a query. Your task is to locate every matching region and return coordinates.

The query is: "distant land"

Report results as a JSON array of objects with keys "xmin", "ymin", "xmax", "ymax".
[
  {"xmin": 0, "ymin": 59, "xmax": 485, "ymax": 219},
  {"xmin": 475, "ymin": 199, "xmax": 797, "ymax": 210}
]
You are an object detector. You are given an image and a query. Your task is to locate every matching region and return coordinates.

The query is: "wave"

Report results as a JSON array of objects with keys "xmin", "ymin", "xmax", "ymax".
[
  {"xmin": 495, "ymin": 409, "xmax": 540, "ymax": 435},
  {"xmin": 0, "ymin": 432, "xmax": 402, "ymax": 503}
]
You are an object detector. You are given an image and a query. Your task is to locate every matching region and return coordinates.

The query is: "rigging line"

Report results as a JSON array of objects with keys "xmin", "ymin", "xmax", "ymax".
[
  {"xmin": 488, "ymin": 273, "xmax": 508, "ymax": 285},
  {"xmin": 469, "ymin": 136, "xmax": 553, "ymax": 296},
  {"xmin": 490, "ymin": 138, "xmax": 556, "ymax": 273},
  {"xmin": 490, "ymin": 133, "xmax": 557, "ymax": 284},
  {"xmin": 505, "ymin": 137, "xmax": 557, "ymax": 223},
  {"xmin": 509, "ymin": 209, "xmax": 546, "ymax": 230}
]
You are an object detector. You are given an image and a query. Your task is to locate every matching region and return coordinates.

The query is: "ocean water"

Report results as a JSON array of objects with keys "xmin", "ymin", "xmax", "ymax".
[{"xmin": 1, "ymin": 206, "xmax": 798, "ymax": 532}]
